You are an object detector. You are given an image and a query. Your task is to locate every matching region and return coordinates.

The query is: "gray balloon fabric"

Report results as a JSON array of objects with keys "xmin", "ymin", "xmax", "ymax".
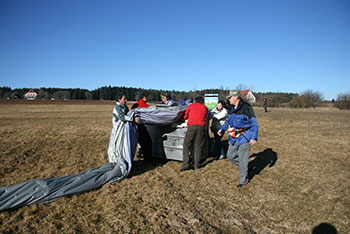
[
  {"xmin": 130, "ymin": 106, "xmax": 186, "ymax": 125},
  {"xmin": 0, "ymin": 106, "xmax": 186, "ymax": 211},
  {"xmin": 0, "ymin": 163, "xmax": 124, "ymax": 211},
  {"xmin": 0, "ymin": 122, "xmax": 138, "ymax": 212}
]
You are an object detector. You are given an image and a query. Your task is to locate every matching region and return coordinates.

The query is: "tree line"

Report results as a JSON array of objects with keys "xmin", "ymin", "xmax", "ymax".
[
  {"xmin": 0, "ymin": 86, "xmax": 296, "ymax": 105},
  {"xmin": 0, "ymin": 86, "xmax": 191, "ymax": 102},
  {"xmin": 0, "ymin": 86, "xmax": 349, "ymax": 110}
]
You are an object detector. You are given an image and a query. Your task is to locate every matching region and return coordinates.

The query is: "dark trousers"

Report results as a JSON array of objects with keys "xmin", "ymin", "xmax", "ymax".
[
  {"xmin": 182, "ymin": 125, "xmax": 205, "ymax": 169},
  {"xmin": 213, "ymin": 132, "xmax": 225, "ymax": 157},
  {"xmin": 138, "ymin": 124, "xmax": 152, "ymax": 160}
]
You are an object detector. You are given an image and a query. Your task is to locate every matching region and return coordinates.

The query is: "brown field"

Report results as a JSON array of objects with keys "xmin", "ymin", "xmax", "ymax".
[{"xmin": 0, "ymin": 101, "xmax": 349, "ymax": 233}]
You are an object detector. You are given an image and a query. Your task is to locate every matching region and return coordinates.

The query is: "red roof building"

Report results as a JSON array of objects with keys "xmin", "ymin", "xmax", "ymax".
[
  {"xmin": 24, "ymin": 89, "xmax": 38, "ymax": 100},
  {"xmin": 240, "ymin": 89, "xmax": 256, "ymax": 105}
]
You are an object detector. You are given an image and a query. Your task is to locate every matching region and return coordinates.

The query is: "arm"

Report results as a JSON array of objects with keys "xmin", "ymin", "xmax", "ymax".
[
  {"xmin": 113, "ymin": 104, "xmax": 134, "ymax": 122},
  {"xmin": 214, "ymin": 108, "xmax": 228, "ymax": 121},
  {"xmin": 248, "ymin": 117, "xmax": 258, "ymax": 145},
  {"xmin": 184, "ymin": 106, "xmax": 190, "ymax": 120},
  {"xmin": 208, "ymin": 109, "xmax": 215, "ymax": 119},
  {"xmin": 217, "ymin": 117, "xmax": 230, "ymax": 136}
]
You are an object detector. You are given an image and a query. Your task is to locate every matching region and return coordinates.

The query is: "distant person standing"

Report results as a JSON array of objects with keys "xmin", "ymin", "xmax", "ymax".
[
  {"xmin": 218, "ymin": 90, "xmax": 258, "ymax": 187},
  {"xmin": 263, "ymin": 98, "xmax": 268, "ymax": 112},
  {"xmin": 131, "ymin": 94, "xmax": 152, "ymax": 161},
  {"xmin": 180, "ymin": 95, "xmax": 208, "ymax": 171}
]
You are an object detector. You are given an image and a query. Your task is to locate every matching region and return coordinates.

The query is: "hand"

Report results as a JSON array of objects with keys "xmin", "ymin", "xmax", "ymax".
[
  {"xmin": 250, "ymin": 139, "xmax": 257, "ymax": 145},
  {"xmin": 134, "ymin": 117, "xmax": 140, "ymax": 124},
  {"xmin": 217, "ymin": 130, "xmax": 222, "ymax": 136}
]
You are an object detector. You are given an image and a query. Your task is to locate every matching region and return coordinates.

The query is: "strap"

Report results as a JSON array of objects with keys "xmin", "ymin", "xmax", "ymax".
[{"xmin": 227, "ymin": 127, "xmax": 249, "ymax": 139}]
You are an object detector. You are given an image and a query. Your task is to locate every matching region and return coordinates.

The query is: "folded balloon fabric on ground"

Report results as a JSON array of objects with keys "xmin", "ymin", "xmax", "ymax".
[{"xmin": 0, "ymin": 106, "xmax": 186, "ymax": 211}]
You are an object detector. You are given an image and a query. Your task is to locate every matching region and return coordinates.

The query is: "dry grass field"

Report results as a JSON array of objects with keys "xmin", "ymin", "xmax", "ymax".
[{"xmin": 0, "ymin": 101, "xmax": 349, "ymax": 233}]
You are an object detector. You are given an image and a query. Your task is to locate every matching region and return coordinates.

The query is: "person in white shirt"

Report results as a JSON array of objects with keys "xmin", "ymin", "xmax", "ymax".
[{"xmin": 209, "ymin": 100, "xmax": 228, "ymax": 160}]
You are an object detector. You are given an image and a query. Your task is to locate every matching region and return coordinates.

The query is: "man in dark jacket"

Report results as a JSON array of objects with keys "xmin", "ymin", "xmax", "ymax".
[{"xmin": 218, "ymin": 90, "xmax": 259, "ymax": 187}]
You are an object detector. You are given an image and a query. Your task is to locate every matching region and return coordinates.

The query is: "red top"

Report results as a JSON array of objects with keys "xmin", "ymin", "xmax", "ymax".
[
  {"xmin": 131, "ymin": 99, "xmax": 150, "ymax": 109},
  {"xmin": 184, "ymin": 103, "xmax": 208, "ymax": 126}
]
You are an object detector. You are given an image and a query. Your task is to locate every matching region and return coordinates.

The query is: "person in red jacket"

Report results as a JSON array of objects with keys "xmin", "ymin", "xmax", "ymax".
[
  {"xmin": 131, "ymin": 95, "xmax": 150, "ymax": 109},
  {"xmin": 131, "ymin": 95, "xmax": 152, "ymax": 161},
  {"xmin": 180, "ymin": 95, "xmax": 208, "ymax": 171}
]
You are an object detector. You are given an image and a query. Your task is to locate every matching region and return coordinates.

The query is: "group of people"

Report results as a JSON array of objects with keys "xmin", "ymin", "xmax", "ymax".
[
  {"xmin": 180, "ymin": 90, "xmax": 258, "ymax": 187},
  {"xmin": 110, "ymin": 90, "xmax": 259, "ymax": 187}
]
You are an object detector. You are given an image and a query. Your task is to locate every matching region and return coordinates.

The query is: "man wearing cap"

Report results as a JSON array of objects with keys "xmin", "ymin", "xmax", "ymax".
[{"xmin": 218, "ymin": 90, "xmax": 259, "ymax": 187}]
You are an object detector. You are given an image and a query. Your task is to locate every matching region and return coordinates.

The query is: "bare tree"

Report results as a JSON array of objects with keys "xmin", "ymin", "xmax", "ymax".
[
  {"xmin": 288, "ymin": 90, "xmax": 323, "ymax": 108},
  {"xmin": 334, "ymin": 92, "xmax": 350, "ymax": 110},
  {"xmin": 236, "ymin": 84, "xmax": 248, "ymax": 91}
]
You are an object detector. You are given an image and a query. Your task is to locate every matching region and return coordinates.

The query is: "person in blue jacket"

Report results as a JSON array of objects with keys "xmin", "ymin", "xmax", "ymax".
[{"xmin": 218, "ymin": 90, "xmax": 258, "ymax": 187}]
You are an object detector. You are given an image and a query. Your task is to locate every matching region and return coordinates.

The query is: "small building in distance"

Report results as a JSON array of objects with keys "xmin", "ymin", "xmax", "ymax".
[
  {"xmin": 24, "ymin": 89, "xmax": 38, "ymax": 100},
  {"xmin": 240, "ymin": 89, "xmax": 256, "ymax": 105}
]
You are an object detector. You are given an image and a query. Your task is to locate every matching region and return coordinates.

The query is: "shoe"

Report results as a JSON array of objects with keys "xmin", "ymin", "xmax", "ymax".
[
  {"xmin": 137, "ymin": 152, "xmax": 143, "ymax": 158},
  {"xmin": 218, "ymin": 155, "xmax": 226, "ymax": 160},
  {"xmin": 180, "ymin": 165, "xmax": 194, "ymax": 171},
  {"xmin": 144, "ymin": 157, "xmax": 153, "ymax": 162},
  {"xmin": 236, "ymin": 182, "xmax": 249, "ymax": 187}
]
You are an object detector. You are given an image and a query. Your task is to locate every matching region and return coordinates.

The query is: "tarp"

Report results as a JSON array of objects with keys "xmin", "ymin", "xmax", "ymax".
[
  {"xmin": 0, "ymin": 120, "xmax": 138, "ymax": 212},
  {"xmin": 108, "ymin": 119, "xmax": 138, "ymax": 173},
  {"xmin": 130, "ymin": 105, "xmax": 186, "ymax": 125},
  {"xmin": 0, "ymin": 105, "xmax": 186, "ymax": 211},
  {"xmin": 0, "ymin": 163, "xmax": 123, "ymax": 211}
]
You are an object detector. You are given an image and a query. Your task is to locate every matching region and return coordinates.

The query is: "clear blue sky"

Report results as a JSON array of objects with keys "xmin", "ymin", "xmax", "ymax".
[{"xmin": 1, "ymin": 0, "xmax": 349, "ymax": 100}]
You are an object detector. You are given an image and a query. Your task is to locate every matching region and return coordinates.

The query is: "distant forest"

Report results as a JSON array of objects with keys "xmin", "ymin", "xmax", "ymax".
[{"xmin": 0, "ymin": 86, "xmax": 298, "ymax": 107}]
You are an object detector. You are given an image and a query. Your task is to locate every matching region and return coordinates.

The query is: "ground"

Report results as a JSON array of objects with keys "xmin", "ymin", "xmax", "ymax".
[{"xmin": 0, "ymin": 100, "xmax": 349, "ymax": 233}]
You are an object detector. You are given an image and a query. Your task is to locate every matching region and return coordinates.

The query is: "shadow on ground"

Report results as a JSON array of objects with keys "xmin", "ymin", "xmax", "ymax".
[
  {"xmin": 248, "ymin": 148, "xmax": 278, "ymax": 181},
  {"xmin": 128, "ymin": 158, "xmax": 169, "ymax": 177},
  {"xmin": 312, "ymin": 223, "xmax": 338, "ymax": 234}
]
